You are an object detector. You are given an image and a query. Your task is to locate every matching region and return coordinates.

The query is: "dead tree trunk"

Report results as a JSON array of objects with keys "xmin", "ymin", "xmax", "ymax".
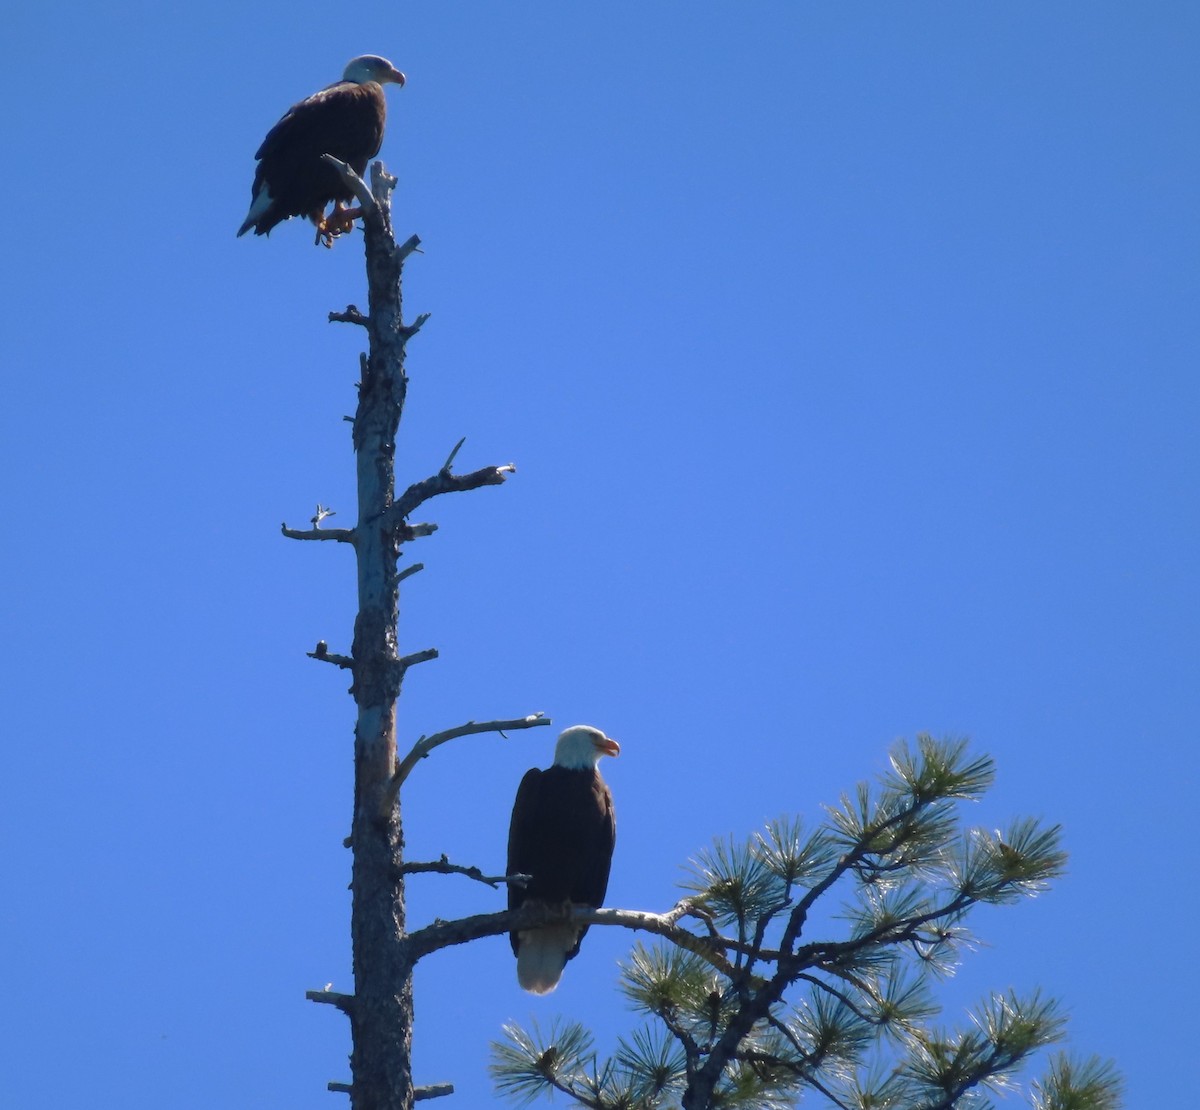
[
  {"xmin": 344, "ymin": 164, "xmax": 419, "ymax": 1110},
  {"xmin": 285, "ymin": 161, "xmax": 544, "ymax": 1109}
]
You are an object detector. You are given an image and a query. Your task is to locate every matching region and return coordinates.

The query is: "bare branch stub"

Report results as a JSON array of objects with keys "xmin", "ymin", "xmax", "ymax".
[
  {"xmin": 400, "ymin": 312, "xmax": 431, "ymax": 341},
  {"xmin": 306, "ymin": 989, "xmax": 355, "ymax": 1014},
  {"xmin": 397, "ymin": 562, "xmax": 424, "ymax": 583},
  {"xmin": 415, "ymin": 1084, "xmax": 454, "ymax": 1101},
  {"xmin": 330, "ymin": 304, "xmax": 369, "ymax": 327},
  {"xmin": 310, "ymin": 644, "xmax": 354, "ymax": 669},
  {"xmin": 442, "ymin": 437, "xmax": 467, "ymax": 471},
  {"xmin": 281, "ymin": 523, "xmax": 356, "ymax": 544},
  {"xmin": 399, "ymin": 648, "xmax": 439, "ymax": 671},
  {"xmin": 398, "ymin": 522, "xmax": 438, "ymax": 542},
  {"xmin": 370, "ymin": 160, "xmax": 399, "ymax": 206}
]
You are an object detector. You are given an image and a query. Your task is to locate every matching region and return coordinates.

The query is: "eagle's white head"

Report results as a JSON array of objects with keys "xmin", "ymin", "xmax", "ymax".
[
  {"xmin": 342, "ymin": 54, "xmax": 406, "ymax": 87},
  {"xmin": 553, "ymin": 725, "xmax": 620, "ymax": 770}
]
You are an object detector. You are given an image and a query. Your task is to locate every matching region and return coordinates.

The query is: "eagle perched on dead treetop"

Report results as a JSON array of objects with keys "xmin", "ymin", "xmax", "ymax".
[{"xmin": 237, "ymin": 55, "xmax": 405, "ymax": 247}]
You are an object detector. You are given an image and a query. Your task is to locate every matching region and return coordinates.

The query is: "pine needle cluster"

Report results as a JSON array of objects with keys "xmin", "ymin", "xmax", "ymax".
[{"xmin": 489, "ymin": 736, "xmax": 1121, "ymax": 1110}]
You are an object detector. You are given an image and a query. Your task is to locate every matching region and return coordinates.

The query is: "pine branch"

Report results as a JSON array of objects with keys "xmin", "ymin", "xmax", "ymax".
[
  {"xmin": 675, "ymin": 761, "xmax": 983, "ymax": 1108},
  {"xmin": 1032, "ymin": 1053, "xmax": 1124, "ymax": 1110},
  {"xmin": 797, "ymin": 1072, "xmax": 853, "ymax": 1110},
  {"xmin": 793, "ymin": 972, "xmax": 883, "ymax": 1030},
  {"xmin": 779, "ymin": 797, "xmax": 922, "ymax": 957},
  {"xmin": 758, "ymin": 1008, "xmax": 854, "ymax": 1104},
  {"xmin": 490, "ymin": 1020, "xmax": 607, "ymax": 1110},
  {"xmin": 779, "ymin": 739, "xmax": 995, "ymax": 958}
]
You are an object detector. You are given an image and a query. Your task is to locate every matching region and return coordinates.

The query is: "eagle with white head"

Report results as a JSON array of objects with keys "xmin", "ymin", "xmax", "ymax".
[
  {"xmin": 506, "ymin": 725, "xmax": 619, "ymax": 993},
  {"xmin": 237, "ymin": 55, "xmax": 406, "ymax": 246}
]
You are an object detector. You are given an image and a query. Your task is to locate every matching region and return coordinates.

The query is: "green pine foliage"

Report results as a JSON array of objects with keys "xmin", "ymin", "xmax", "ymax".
[{"xmin": 489, "ymin": 736, "xmax": 1120, "ymax": 1110}]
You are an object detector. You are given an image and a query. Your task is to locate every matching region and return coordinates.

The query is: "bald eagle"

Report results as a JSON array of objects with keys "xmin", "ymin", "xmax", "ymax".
[
  {"xmin": 507, "ymin": 725, "xmax": 619, "ymax": 994},
  {"xmin": 237, "ymin": 55, "xmax": 405, "ymax": 246}
]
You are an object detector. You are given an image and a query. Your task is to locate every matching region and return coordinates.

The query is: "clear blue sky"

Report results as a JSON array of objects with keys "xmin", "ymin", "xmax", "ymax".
[{"xmin": 2, "ymin": 2, "xmax": 1196, "ymax": 1105}]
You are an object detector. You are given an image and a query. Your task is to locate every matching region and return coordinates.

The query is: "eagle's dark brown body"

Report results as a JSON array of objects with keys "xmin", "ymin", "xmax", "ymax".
[
  {"xmin": 507, "ymin": 762, "xmax": 617, "ymax": 991},
  {"xmin": 237, "ymin": 79, "xmax": 387, "ymax": 238}
]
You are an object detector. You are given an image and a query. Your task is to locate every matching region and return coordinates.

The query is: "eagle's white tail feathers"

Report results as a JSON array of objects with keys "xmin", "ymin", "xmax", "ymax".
[
  {"xmin": 516, "ymin": 925, "xmax": 579, "ymax": 994},
  {"xmin": 237, "ymin": 185, "xmax": 275, "ymax": 237}
]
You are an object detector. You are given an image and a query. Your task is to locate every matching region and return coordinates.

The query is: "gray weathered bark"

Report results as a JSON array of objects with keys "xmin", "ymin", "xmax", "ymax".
[
  {"xmin": 285, "ymin": 161, "xmax": 543, "ymax": 1109},
  {"xmin": 345, "ymin": 163, "xmax": 419, "ymax": 1110}
]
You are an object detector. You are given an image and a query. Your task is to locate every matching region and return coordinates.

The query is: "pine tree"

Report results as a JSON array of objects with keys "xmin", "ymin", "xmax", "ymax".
[{"xmin": 487, "ymin": 736, "xmax": 1123, "ymax": 1110}]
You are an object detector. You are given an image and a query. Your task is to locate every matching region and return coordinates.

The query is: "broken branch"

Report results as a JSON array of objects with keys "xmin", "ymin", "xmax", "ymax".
[
  {"xmin": 381, "ymin": 463, "xmax": 517, "ymax": 536},
  {"xmin": 393, "ymin": 714, "xmax": 550, "ymax": 791},
  {"xmin": 400, "ymin": 312, "xmax": 431, "ymax": 341},
  {"xmin": 306, "ymin": 989, "xmax": 355, "ymax": 1014},
  {"xmin": 399, "ymin": 649, "xmax": 438, "ymax": 671},
  {"xmin": 281, "ymin": 523, "xmax": 356, "ymax": 543},
  {"xmin": 309, "ymin": 641, "xmax": 354, "ymax": 669},
  {"xmin": 330, "ymin": 305, "xmax": 369, "ymax": 327},
  {"xmin": 380, "ymin": 714, "xmax": 550, "ymax": 820},
  {"xmin": 321, "ymin": 154, "xmax": 376, "ymax": 217},
  {"xmin": 401, "ymin": 855, "xmax": 531, "ymax": 889}
]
